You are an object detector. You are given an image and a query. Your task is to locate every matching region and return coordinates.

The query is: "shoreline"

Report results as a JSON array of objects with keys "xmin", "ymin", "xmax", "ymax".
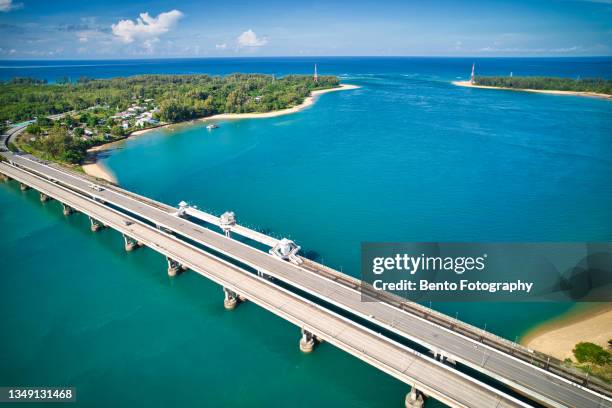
[
  {"xmin": 452, "ymin": 80, "xmax": 612, "ymax": 100},
  {"xmin": 82, "ymin": 83, "xmax": 359, "ymax": 182},
  {"xmin": 81, "ymin": 154, "xmax": 118, "ymax": 184},
  {"xmin": 521, "ymin": 303, "xmax": 612, "ymax": 361},
  {"xmin": 127, "ymin": 84, "xmax": 360, "ymax": 137}
]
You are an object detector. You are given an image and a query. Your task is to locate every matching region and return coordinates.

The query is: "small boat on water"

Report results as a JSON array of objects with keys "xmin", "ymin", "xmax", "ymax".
[{"xmin": 206, "ymin": 123, "xmax": 219, "ymax": 130}]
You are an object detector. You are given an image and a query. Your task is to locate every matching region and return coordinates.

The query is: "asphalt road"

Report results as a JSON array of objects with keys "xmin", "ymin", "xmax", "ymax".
[
  {"xmin": 5, "ymin": 154, "xmax": 612, "ymax": 408},
  {"xmin": 0, "ymin": 160, "xmax": 529, "ymax": 408}
]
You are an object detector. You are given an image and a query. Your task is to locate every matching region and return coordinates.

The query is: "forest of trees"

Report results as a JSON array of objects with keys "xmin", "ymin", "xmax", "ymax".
[
  {"xmin": 474, "ymin": 76, "xmax": 612, "ymax": 95},
  {"xmin": 24, "ymin": 127, "xmax": 88, "ymax": 164},
  {"xmin": 0, "ymin": 74, "xmax": 340, "ymax": 123}
]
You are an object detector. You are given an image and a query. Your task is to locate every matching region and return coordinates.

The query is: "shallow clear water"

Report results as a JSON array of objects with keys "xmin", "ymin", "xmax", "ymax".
[{"xmin": 1, "ymin": 57, "xmax": 611, "ymax": 407}]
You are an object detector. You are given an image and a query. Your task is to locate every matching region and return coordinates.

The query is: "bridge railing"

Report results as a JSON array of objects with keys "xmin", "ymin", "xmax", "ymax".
[
  {"xmin": 300, "ymin": 258, "xmax": 612, "ymax": 397},
  {"xmin": 10, "ymin": 154, "xmax": 610, "ymax": 398}
]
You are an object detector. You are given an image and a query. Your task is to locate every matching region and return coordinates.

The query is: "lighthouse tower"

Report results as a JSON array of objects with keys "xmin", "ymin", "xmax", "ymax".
[
  {"xmin": 470, "ymin": 63, "xmax": 475, "ymax": 84},
  {"xmin": 314, "ymin": 64, "xmax": 318, "ymax": 83}
]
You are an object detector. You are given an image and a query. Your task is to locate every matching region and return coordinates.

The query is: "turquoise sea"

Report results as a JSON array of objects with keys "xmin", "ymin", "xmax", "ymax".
[{"xmin": 1, "ymin": 57, "xmax": 611, "ymax": 407}]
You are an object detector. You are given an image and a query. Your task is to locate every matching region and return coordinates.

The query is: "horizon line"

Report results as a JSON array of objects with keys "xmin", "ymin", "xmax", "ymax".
[{"xmin": 1, "ymin": 55, "xmax": 612, "ymax": 62}]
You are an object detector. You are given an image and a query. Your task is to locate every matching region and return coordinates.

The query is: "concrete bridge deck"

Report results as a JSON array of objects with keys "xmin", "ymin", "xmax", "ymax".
[
  {"xmin": 0, "ymin": 160, "xmax": 531, "ymax": 408},
  {"xmin": 5, "ymin": 154, "xmax": 610, "ymax": 408}
]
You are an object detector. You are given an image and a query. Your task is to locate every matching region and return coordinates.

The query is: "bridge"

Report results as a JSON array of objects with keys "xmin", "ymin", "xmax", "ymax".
[{"xmin": 1, "ymin": 151, "xmax": 611, "ymax": 408}]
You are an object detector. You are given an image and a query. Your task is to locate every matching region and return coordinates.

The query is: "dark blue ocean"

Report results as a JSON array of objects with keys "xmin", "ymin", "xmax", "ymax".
[{"xmin": 1, "ymin": 57, "xmax": 611, "ymax": 407}]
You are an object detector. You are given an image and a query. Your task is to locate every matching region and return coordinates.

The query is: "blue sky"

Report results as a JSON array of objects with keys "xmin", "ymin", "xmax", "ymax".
[{"xmin": 0, "ymin": 0, "xmax": 610, "ymax": 59}]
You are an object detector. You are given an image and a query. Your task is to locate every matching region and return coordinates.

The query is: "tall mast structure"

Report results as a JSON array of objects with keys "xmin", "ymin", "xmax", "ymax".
[
  {"xmin": 314, "ymin": 64, "xmax": 318, "ymax": 83},
  {"xmin": 470, "ymin": 62, "xmax": 475, "ymax": 84}
]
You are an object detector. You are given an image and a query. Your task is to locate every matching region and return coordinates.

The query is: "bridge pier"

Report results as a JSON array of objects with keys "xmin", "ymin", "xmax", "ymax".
[
  {"xmin": 89, "ymin": 216, "xmax": 105, "ymax": 232},
  {"xmin": 166, "ymin": 257, "xmax": 182, "ymax": 277},
  {"xmin": 257, "ymin": 270, "xmax": 273, "ymax": 281},
  {"xmin": 123, "ymin": 234, "xmax": 140, "ymax": 252},
  {"xmin": 62, "ymin": 203, "xmax": 74, "ymax": 216},
  {"xmin": 405, "ymin": 385, "xmax": 426, "ymax": 408},
  {"xmin": 0, "ymin": 172, "xmax": 9, "ymax": 182},
  {"xmin": 223, "ymin": 287, "xmax": 238, "ymax": 310},
  {"xmin": 299, "ymin": 328, "xmax": 316, "ymax": 353},
  {"xmin": 430, "ymin": 349, "xmax": 456, "ymax": 365},
  {"xmin": 39, "ymin": 192, "xmax": 51, "ymax": 203},
  {"xmin": 19, "ymin": 182, "xmax": 29, "ymax": 191}
]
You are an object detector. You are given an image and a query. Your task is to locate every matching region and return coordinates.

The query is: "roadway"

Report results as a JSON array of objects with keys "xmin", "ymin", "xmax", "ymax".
[
  {"xmin": 6, "ymin": 153, "xmax": 612, "ymax": 408},
  {"xmin": 0, "ymin": 160, "xmax": 530, "ymax": 408}
]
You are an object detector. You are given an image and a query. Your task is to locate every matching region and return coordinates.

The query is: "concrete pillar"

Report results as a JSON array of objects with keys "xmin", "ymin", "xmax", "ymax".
[
  {"xmin": 40, "ymin": 192, "xmax": 51, "ymax": 203},
  {"xmin": 299, "ymin": 328, "xmax": 316, "ymax": 353},
  {"xmin": 62, "ymin": 203, "xmax": 74, "ymax": 216},
  {"xmin": 123, "ymin": 234, "xmax": 140, "ymax": 252},
  {"xmin": 0, "ymin": 173, "xmax": 8, "ymax": 182},
  {"xmin": 19, "ymin": 182, "xmax": 29, "ymax": 191},
  {"xmin": 430, "ymin": 349, "xmax": 455, "ymax": 365},
  {"xmin": 166, "ymin": 257, "xmax": 182, "ymax": 277},
  {"xmin": 257, "ymin": 270, "xmax": 273, "ymax": 281},
  {"xmin": 223, "ymin": 287, "xmax": 238, "ymax": 310},
  {"xmin": 405, "ymin": 385, "xmax": 425, "ymax": 408},
  {"xmin": 89, "ymin": 216, "xmax": 105, "ymax": 232}
]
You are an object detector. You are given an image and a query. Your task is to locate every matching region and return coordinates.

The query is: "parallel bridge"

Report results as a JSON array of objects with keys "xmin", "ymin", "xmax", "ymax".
[{"xmin": 1, "ymin": 152, "xmax": 611, "ymax": 408}]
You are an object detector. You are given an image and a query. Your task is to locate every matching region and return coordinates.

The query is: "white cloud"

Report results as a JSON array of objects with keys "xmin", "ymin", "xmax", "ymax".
[
  {"xmin": 111, "ymin": 9, "xmax": 183, "ymax": 49},
  {"xmin": 237, "ymin": 29, "xmax": 267, "ymax": 47},
  {"xmin": 215, "ymin": 43, "xmax": 227, "ymax": 49},
  {"xmin": 0, "ymin": 0, "xmax": 23, "ymax": 12}
]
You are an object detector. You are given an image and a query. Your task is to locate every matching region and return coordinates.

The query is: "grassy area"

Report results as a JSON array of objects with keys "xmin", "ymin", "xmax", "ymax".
[{"xmin": 568, "ymin": 341, "xmax": 612, "ymax": 383}]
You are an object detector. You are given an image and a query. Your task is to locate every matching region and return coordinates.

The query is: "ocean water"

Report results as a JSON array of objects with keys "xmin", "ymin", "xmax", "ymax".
[{"xmin": 1, "ymin": 57, "xmax": 611, "ymax": 407}]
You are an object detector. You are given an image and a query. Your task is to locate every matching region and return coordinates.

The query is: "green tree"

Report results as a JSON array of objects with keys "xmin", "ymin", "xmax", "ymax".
[
  {"xmin": 110, "ymin": 125, "xmax": 124, "ymax": 137},
  {"xmin": 25, "ymin": 124, "xmax": 41, "ymax": 135},
  {"xmin": 573, "ymin": 342, "xmax": 611, "ymax": 365},
  {"xmin": 36, "ymin": 117, "xmax": 53, "ymax": 127}
]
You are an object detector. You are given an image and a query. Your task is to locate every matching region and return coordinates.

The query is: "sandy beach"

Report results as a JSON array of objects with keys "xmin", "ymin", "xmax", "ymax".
[
  {"xmin": 452, "ymin": 80, "xmax": 612, "ymax": 100},
  {"xmin": 81, "ymin": 158, "xmax": 117, "ymax": 184},
  {"xmin": 127, "ymin": 83, "xmax": 360, "ymax": 136},
  {"xmin": 82, "ymin": 84, "xmax": 359, "ymax": 182},
  {"xmin": 521, "ymin": 303, "xmax": 612, "ymax": 361},
  {"xmin": 202, "ymin": 83, "xmax": 360, "ymax": 121}
]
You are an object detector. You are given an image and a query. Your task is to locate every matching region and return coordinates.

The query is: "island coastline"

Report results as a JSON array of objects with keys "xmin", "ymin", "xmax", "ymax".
[
  {"xmin": 82, "ymin": 83, "xmax": 359, "ymax": 182},
  {"xmin": 452, "ymin": 80, "xmax": 612, "ymax": 100},
  {"xmin": 521, "ymin": 303, "xmax": 612, "ymax": 361}
]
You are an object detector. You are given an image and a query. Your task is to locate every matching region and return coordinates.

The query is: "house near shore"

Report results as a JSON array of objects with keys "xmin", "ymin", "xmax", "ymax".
[
  {"xmin": 136, "ymin": 117, "xmax": 159, "ymax": 127},
  {"xmin": 111, "ymin": 109, "xmax": 138, "ymax": 120},
  {"xmin": 127, "ymin": 106, "xmax": 145, "ymax": 113}
]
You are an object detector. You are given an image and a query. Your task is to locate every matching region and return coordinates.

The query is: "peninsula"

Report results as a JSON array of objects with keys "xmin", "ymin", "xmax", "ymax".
[
  {"xmin": 453, "ymin": 76, "xmax": 612, "ymax": 99},
  {"xmin": 0, "ymin": 73, "xmax": 351, "ymax": 174}
]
